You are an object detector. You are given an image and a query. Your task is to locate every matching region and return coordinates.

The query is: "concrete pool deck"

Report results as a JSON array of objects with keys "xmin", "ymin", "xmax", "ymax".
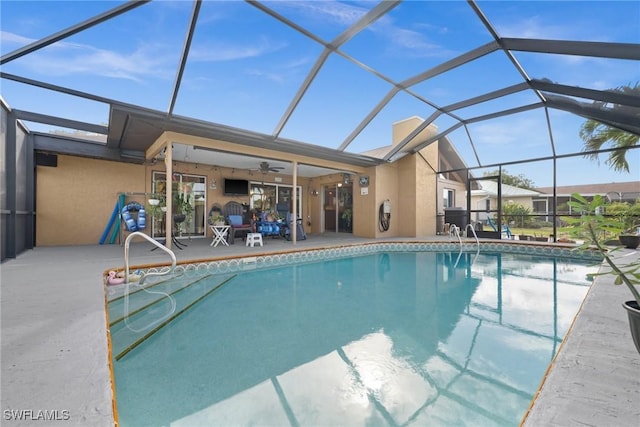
[{"xmin": 1, "ymin": 235, "xmax": 638, "ymax": 426}]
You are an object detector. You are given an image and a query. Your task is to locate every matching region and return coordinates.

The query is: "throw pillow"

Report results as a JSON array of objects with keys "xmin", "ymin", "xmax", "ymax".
[{"xmin": 228, "ymin": 215, "xmax": 243, "ymax": 226}]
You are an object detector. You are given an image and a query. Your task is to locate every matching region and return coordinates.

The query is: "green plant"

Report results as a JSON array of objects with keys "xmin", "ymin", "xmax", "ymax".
[
  {"xmin": 501, "ymin": 202, "xmax": 532, "ymax": 227},
  {"xmin": 146, "ymin": 194, "xmax": 166, "ymax": 219},
  {"xmin": 565, "ymin": 193, "xmax": 640, "ymax": 306},
  {"xmin": 212, "ymin": 215, "xmax": 225, "ymax": 224},
  {"xmin": 174, "ymin": 193, "xmax": 193, "ymax": 216},
  {"xmin": 342, "ymin": 208, "xmax": 352, "ymax": 229},
  {"xmin": 606, "ymin": 201, "xmax": 640, "ymax": 234}
]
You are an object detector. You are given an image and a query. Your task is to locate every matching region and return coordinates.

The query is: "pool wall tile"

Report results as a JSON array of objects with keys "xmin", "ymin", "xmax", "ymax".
[{"xmin": 136, "ymin": 242, "xmax": 601, "ymax": 279}]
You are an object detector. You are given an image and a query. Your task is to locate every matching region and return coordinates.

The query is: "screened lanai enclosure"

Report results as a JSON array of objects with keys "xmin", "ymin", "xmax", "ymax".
[{"xmin": 1, "ymin": 0, "xmax": 638, "ymax": 260}]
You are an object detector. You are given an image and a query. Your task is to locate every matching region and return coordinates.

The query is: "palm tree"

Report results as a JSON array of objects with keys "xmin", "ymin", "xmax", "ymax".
[{"xmin": 580, "ymin": 83, "xmax": 639, "ymax": 173}]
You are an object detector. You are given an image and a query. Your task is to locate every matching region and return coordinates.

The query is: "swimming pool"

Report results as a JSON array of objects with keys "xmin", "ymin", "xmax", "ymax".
[{"xmin": 108, "ymin": 244, "xmax": 599, "ymax": 426}]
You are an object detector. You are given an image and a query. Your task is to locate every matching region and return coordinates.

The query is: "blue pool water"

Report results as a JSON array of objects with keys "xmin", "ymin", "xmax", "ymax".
[{"xmin": 109, "ymin": 250, "xmax": 597, "ymax": 426}]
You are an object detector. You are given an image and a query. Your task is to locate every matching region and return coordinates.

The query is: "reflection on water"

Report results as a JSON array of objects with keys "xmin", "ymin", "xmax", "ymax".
[{"xmin": 111, "ymin": 252, "xmax": 596, "ymax": 426}]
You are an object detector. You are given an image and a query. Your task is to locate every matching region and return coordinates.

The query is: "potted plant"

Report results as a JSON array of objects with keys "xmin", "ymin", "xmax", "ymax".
[
  {"xmin": 566, "ymin": 193, "xmax": 640, "ymax": 353},
  {"xmin": 341, "ymin": 208, "xmax": 352, "ymax": 231},
  {"xmin": 619, "ymin": 232, "xmax": 640, "ymax": 250},
  {"xmin": 174, "ymin": 192, "xmax": 193, "ymax": 223},
  {"xmin": 146, "ymin": 194, "xmax": 165, "ymax": 220},
  {"xmin": 607, "ymin": 201, "xmax": 640, "ymax": 249},
  {"xmin": 212, "ymin": 215, "xmax": 226, "ymax": 226}
]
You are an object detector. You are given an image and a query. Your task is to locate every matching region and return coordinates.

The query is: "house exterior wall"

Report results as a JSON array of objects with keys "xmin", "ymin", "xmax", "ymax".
[
  {"xmin": 35, "ymin": 155, "xmax": 318, "ymax": 246},
  {"xmin": 397, "ymin": 154, "xmax": 417, "ymax": 237},
  {"xmin": 352, "ymin": 167, "xmax": 377, "ymax": 238},
  {"xmin": 372, "ymin": 162, "xmax": 399, "ymax": 238},
  {"xmin": 417, "ymin": 142, "xmax": 439, "ymax": 236},
  {"xmin": 384, "ymin": 116, "xmax": 441, "ymax": 237},
  {"xmin": 36, "ymin": 155, "xmax": 146, "ymax": 246}
]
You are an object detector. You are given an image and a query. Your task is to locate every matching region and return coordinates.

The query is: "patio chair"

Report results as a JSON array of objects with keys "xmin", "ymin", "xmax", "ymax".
[
  {"xmin": 487, "ymin": 216, "xmax": 513, "ymax": 239},
  {"xmin": 223, "ymin": 201, "xmax": 254, "ymax": 244}
]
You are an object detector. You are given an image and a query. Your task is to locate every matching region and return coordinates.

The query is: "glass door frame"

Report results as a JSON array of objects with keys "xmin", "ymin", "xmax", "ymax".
[
  {"xmin": 151, "ymin": 171, "xmax": 207, "ymax": 239},
  {"xmin": 323, "ymin": 182, "xmax": 353, "ymax": 233}
]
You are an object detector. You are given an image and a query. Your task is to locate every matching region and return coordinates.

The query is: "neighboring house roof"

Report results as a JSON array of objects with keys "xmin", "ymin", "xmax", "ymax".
[
  {"xmin": 535, "ymin": 181, "xmax": 640, "ymax": 201},
  {"xmin": 471, "ymin": 180, "xmax": 541, "ymax": 197}
]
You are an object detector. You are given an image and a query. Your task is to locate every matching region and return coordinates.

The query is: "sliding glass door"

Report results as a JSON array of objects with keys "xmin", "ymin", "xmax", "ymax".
[
  {"xmin": 151, "ymin": 172, "xmax": 206, "ymax": 239},
  {"xmin": 323, "ymin": 183, "xmax": 353, "ymax": 233}
]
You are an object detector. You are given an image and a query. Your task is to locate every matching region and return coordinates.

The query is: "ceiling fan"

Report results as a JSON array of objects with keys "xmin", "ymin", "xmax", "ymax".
[{"xmin": 253, "ymin": 161, "xmax": 285, "ymax": 174}]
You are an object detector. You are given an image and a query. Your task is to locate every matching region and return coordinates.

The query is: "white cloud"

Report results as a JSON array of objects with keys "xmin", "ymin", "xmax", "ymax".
[
  {"xmin": 4, "ymin": 32, "xmax": 175, "ymax": 82},
  {"xmin": 274, "ymin": 0, "xmax": 368, "ymax": 28},
  {"xmin": 244, "ymin": 68, "xmax": 285, "ymax": 84},
  {"xmin": 497, "ymin": 16, "xmax": 567, "ymax": 39},
  {"xmin": 1, "ymin": 30, "xmax": 36, "ymax": 46},
  {"xmin": 190, "ymin": 36, "xmax": 288, "ymax": 62},
  {"xmin": 365, "ymin": 10, "xmax": 454, "ymax": 58},
  {"xmin": 244, "ymin": 54, "xmax": 313, "ymax": 84},
  {"xmin": 473, "ymin": 117, "xmax": 547, "ymax": 147}
]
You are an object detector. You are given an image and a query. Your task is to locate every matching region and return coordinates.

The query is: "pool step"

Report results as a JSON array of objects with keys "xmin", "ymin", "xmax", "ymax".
[
  {"xmin": 109, "ymin": 274, "xmax": 236, "ymax": 361},
  {"xmin": 107, "ymin": 273, "xmax": 219, "ymax": 327}
]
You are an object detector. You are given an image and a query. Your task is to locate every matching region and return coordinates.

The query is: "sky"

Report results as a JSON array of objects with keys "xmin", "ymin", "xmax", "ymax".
[{"xmin": 1, "ymin": 0, "xmax": 638, "ymax": 188}]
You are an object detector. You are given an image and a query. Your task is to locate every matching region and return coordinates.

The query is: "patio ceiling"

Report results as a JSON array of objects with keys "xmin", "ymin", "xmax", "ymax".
[{"xmin": 1, "ymin": 1, "xmax": 638, "ymax": 179}]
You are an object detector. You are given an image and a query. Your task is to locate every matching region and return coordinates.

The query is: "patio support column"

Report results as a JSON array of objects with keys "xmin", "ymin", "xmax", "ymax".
[
  {"xmin": 164, "ymin": 141, "xmax": 173, "ymax": 250},
  {"xmin": 292, "ymin": 160, "xmax": 298, "ymax": 244}
]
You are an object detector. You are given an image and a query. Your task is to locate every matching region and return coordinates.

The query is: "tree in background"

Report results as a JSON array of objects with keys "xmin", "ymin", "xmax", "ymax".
[
  {"xmin": 501, "ymin": 202, "xmax": 533, "ymax": 228},
  {"xmin": 483, "ymin": 170, "xmax": 536, "ymax": 190},
  {"xmin": 580, "ymin": 82, "xmax": 639, "ymax": 173}
]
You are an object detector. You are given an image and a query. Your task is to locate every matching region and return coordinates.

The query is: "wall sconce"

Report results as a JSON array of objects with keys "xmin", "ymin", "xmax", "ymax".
[
  {"xmin": 310, "ymin": 189, "xmax": 319, "ymax": 196},
  {"xmin": 343, "ymin": 173, "xmax": 352, "ymax": 184}
]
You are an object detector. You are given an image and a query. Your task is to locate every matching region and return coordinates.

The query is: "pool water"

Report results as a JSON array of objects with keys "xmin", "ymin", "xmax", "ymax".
[{"xmin": 110, "ymin": 250, "xmax": 596, "ymax": 426}]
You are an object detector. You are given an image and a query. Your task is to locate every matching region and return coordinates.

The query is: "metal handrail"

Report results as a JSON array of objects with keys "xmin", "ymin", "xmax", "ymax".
[
  {"xmin": 449, "ymin": 224, "xmax": 462, "ymax": 244},
  {"xmin": 465, "ymin": 223, "xmax": 480, "ymax": 248},
  {"xmin": 124, "ymin": 232, "xmax": 176, "ymax": 285},
  {"xmin": 449, "ymin": 224, "xmax": 481, "ymax": 268}
]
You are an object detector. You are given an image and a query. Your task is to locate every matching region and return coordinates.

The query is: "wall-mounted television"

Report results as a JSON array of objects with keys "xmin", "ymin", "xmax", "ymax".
[{"xmin": 223, "ymin": 178, "xmax": 249, "ymax": 196}]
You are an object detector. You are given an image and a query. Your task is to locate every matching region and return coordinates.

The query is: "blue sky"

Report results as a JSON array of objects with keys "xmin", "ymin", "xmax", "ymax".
[{"xmin": 1, "ymin": 0, "xmax": 638, "ymax": 187}]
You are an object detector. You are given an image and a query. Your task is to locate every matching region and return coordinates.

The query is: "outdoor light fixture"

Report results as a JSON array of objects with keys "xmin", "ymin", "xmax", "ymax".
[{"xmin": 343, "ymin": 173, "xmax": 352, "ymax": 184}]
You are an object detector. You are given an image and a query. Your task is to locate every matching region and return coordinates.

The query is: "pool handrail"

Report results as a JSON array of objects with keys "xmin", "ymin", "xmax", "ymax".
[
  {"xmin": 449, "ymin": 224, "xmax": 480, "ymax": 268},
  {"xmin": 124, "ymin": 232, "xmax": 177, "ymax": 285},
  {"xmin": 465, "ymin": 223, "xmax": 480, "ymax": 247}
]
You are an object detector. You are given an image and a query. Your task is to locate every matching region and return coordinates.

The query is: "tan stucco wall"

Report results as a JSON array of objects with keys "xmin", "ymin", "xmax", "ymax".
[
  {"xmin": 376, "ymin": 117, "xmax": 440, "ymax": 238},
  {"xmin": 351, "ymin": 168, "xmax": 377, "ymax": 237},
  {"xmin": 36, "ymin": 155, "xmax": 317, "ymax": 246},
  {"xmin": 36, "ymin": 155, "xmax": 146, "ymax": 246},
  {"xmin": 396, "ymin": 155, "xmax": 417, "ymax": 237},
  {"xmin": 371, "ymin": 163, "xmax": 398, "ymax": 238},
  {"xmin": 417, "ymin": 141, "xmax": 439, "ymax": 236}
]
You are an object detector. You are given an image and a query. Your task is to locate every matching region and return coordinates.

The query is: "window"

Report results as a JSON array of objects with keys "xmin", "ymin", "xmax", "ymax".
[
  {"xmin": 250, "ymin": 182, "xmax": 302, "ymax": 216},
  {"xmin": 443, "ymin": 189, "xmax": 455, "ymax": 208}
]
